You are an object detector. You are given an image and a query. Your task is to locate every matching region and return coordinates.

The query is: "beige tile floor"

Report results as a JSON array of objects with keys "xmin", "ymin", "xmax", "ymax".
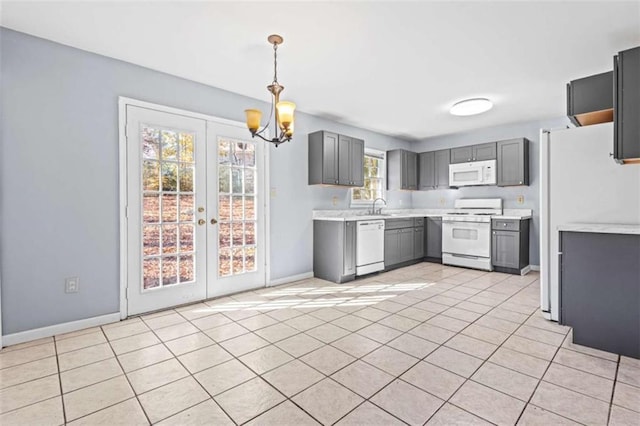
[{"xmin": 1, "ymin": 263, "xmax": 639, "ymax": 425}]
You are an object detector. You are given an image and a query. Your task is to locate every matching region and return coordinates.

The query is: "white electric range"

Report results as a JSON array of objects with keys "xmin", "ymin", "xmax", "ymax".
[{"xmin": 442, "ymin": 198, "xmax": 503, "ymax": 271}]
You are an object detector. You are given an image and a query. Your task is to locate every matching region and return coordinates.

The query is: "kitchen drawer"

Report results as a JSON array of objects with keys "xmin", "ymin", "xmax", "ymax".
[
  {"xmin": 385, "ymin": 218, "xmax": 414, "ymax": 230},
  {"xmin": 492, "ymin": 219, "xmax": 520, "ymax": 231},
  {"xmin": 414, "ymin": 217, "xmax": 425, "ymax": 227}
]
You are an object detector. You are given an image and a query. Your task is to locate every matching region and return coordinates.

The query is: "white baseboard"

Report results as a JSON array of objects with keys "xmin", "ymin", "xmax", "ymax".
[
  {"xmin": 2, "ymin": 312, "xmax": 121, "ymax": 348},
  {"xmin": 530, "ymin": 265, "xmax": 541, "ymax": 271},
  {"xmin": 268, "ymin": 271, "xmax": 314, "ymax": 287}
]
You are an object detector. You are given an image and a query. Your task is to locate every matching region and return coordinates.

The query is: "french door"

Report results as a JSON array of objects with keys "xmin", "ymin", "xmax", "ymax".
[{"xmin": 125, "ymin": 105, "xmax": 266, "ymax": 315}]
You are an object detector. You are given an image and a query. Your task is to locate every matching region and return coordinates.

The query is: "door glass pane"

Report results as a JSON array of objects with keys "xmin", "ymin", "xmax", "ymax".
[
  {"xmin": 140, "ymin": 124, "xmax": 197, "ymax": 291},
  {"xmin": 143, "ymin": 258, "xmax": 160, "ymax": 289},
  {"xmin": 161, "ymin": 163, "xmax": 178, "ymax": 191},
  {"xmin": 143, "ymin": 194, "xmax": 160, "ymax": 223},
  {"xmin": 162, "ymin": 194, "xmax": 177, "ymax": 222},
  {"xmin": 219, "ymin": 248, "xmax": 231, "ymax": 276},
  {"xmin": 217, "ymin": 136, "xmax": 258, "ymax": 277},
  {"xmin": 232, "ymin": 196, "xmax": 243, "ymax": 220},
  {"xmin": 162, "ymin": 256, "xmax": 178, "ymax": 285},
  {"xmin": 162, "ymin": 224, "xmax": 178, "ymax": 253},
  {"xmin": 161, "ymin": 130, "xmax": 178, "ymax": 160},
  {"xmin": 179, "ymin": 195, "xmax": 194, "ymax": 221},
  {"xmin": 143, "ymin": 225, "xmax": 160, "ymax": 256},
  {"xmin": 179, "ymin": 255, "xmax": 194, "ymax": 282},
  {"xmin": 143, "ymin": 161, "xmax": 160, "ymax": 191}
]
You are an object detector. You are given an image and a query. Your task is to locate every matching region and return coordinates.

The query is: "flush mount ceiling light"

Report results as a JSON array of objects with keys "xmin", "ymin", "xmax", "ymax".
[
  {"xmin": 450, "ymin": 98, "xmax": 493, "ymax": 116},
  {"xmin": 244, "ymin": 34, "xmax": 296, "ymax": 147}
]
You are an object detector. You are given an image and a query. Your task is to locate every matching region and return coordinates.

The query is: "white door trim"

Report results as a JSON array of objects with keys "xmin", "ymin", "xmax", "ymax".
[{"xmin": 118, "ymin": 97, "xmax": 271, "ymax": 319}]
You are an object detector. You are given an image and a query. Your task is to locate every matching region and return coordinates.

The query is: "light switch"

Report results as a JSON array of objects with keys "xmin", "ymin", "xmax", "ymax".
[{"xmin": 270, "ymin": 187, "xmax": 277, "ymax": 198}]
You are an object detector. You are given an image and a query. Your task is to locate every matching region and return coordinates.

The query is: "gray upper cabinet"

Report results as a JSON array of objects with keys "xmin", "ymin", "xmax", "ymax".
[
  {"xmin": 387, "ymin": 149, "xmax": 418, "ymax": 190},
  {"xmin": 450, "ymin": 143, "xmax": 496, "ymax": 163},
  {"xmin": 434, "ymin": 149, "xmax": 450, "ymax": 188},
  {"xmin": 474, "ymin": 143, "xmax": 497, "ymax": 161},
  {"xmin": 450, "ymin": 146, "xmax": 473, "ymax": 164},
  {"xmin": 418, "ymin": 151, "xmax": 435, "ymax": 189},
  {"xmin": 419, "ymin": 149, "xmax": 450, "ymax": 190},
  {"xmin": 351, "ymin": 138, "xmax": 365, "ymax": 187},
  {"xmin": 614, "ymin": 46, "xmax": 640, "ymax": 164},
  {"xmin": 309, "ymin": 131, "xmax": 364, "ymax": 186},
  {"xmin": 338, "ymin": 135, "xmax": 352, "ymax": 186},
  {"xmin": 566, "ymin": 71, "xmax": 613, "ymax": 127},
  {"xmin": 497, "ymin": 138, "xmax": 529, "ymax": 186}
]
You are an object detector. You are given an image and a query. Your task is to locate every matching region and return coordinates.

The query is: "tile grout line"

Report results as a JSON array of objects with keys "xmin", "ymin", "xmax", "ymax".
[
  {"xmin": 606, "ymin": 355, "xmax": 622, "ymax": 425},
  {"xmin": 53, "ymin": 337, "xmax": 67, "ymax": 425}
]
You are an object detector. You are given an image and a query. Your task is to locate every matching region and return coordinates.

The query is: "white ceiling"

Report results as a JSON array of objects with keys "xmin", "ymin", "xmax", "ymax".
[{"xmin": 2, "ymin": 1, "xmax": 639, "ymax": 140}]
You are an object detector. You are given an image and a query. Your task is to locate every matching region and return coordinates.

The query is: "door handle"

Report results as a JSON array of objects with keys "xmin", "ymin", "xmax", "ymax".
[
  {"xmin": 198, "ymin": 219, "xmax": 206, "ymax": 226},
  {"xmin": 211, "ymin": 218, "xmax": 218, "ymax": 225}
]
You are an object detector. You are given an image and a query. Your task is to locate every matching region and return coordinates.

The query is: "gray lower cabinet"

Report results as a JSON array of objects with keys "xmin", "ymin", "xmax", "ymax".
[
  {"xmin": 614, "ymin": 46, "xmax": 640, "ymax": 164},
  {"xmin": 425, "ymin": 217, "xmax": 442, "ymax": 261},
  {"xmin": 384, "ymin": 229, "xmax": 414, "ymax": 268},
  {"xmin": 313, "ymin": 220, "xmax": 356, "ymax": 283},
  {"xmin": 450, "ymin": 142, "xmax": 496, "ymax": 163},
  {"xmin": 491, "ymin": 219, "xmax": 530, "ymax": 274},
  {"xmin": 560, "ymin": 231, "xmax": 640, "ymax": 358},
  {"xmin": 497, "ymin": 138, "xmax": 529, "ymax": 186},
  {"xmin": 309, "ymin": 131, "xmax": 364, "ymax": 186},
  {"xmin": 385, "ymin": 218, "xmax": 424, "ymax": 269},
  {"xmin": 343, "ymin": 221, "xmax": 356, "ymax": 276},
  {"xmin": 384, "ymin": 229, "xmax": 400, "ymax": 268},
  {"xmin": 414, "ymin": 226, "xmax": 424, "ymax": 258},
  {"xmin": 419, "ymin": 149, "xmax": 450, "ymax": 189},
  {"xmin": 387, "ymin": 149, "xmax": 418, "ymax": 190}
]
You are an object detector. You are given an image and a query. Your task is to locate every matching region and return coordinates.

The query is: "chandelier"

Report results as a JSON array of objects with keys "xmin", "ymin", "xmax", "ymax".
[{"xmin": 244, "ymin": 34, "xmax": 296, "ymax": 147}]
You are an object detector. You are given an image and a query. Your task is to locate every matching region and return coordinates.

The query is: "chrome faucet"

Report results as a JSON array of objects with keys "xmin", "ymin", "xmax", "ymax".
[{"xmin": 371, "ymin": 198, "xmax": 387, "ymax": 215}]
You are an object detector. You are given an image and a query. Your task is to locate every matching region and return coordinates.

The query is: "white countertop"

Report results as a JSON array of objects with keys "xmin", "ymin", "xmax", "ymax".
[
  {"xmin": 313, "ymin": 208, "xmax": 533, "ymax": 222},
  {"xmin": 558, "ymin": 223, "xmax": 640, "ymax": 235}
]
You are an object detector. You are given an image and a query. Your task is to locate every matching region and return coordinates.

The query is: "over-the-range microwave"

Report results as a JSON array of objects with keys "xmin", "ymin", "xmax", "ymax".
[{"xmin": 449, "ymin": 159, "xmax": 497, "ymax": 186}]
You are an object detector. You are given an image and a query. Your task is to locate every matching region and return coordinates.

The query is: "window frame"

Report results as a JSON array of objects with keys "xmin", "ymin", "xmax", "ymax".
[{"xmin": 350, "ymin": 148, "xmax": 386, "ymax": 207}]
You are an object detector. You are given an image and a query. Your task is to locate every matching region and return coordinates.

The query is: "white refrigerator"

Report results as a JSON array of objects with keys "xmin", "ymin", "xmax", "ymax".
[{"xmin": 540, "ymin": 122, "xmax": 640, "ymax": 321}]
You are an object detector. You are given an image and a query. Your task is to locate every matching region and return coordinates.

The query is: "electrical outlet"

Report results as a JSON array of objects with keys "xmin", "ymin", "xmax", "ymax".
[
  {"xmin": 517, "ymin": 195, "xmax": 525, "ymax": 204},
  {"xmin": 332, "ymin": 196, "xmax": 338, "ymax": 206},
  {"xmin": 270, "ymin": 187, "xmax": 277, "ymax": 198},
  {"xmin": 65, "ymin": 277, "xmax": 79, "ymax": 293},
  {"xmin": 439, "ymin": 197, "xmax": 445, "ymax": 206}
]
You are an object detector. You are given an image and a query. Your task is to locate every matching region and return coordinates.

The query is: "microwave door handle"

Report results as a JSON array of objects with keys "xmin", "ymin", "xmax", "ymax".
[{"xmin": 478, "ymin": 167, "xmax": 484, "ymax": 183}]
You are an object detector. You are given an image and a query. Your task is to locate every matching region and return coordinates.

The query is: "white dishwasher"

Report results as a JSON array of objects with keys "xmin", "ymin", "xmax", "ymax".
[{"xmin": 356, "ymin": 220, "xmax": 385, "ymax": 276}]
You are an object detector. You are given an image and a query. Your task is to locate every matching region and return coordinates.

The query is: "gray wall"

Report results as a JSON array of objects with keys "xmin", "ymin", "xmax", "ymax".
[
  {"xmin": 411, "ymin": 117, "xmax": 571, "ymax": 266},
  {"xmin": 0, "ymin": 28, "xmax": 410, "ymax": 334}
]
